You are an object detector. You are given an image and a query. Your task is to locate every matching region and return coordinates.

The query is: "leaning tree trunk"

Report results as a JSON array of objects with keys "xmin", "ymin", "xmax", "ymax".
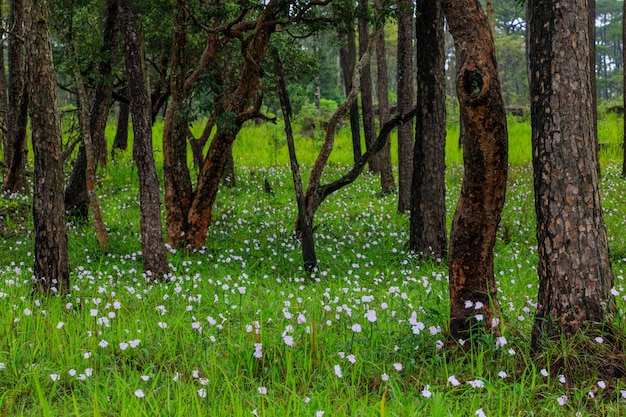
[
  {"xmin": 184, "ymin": 13, "xmax": 277, "ymax": 248},
  {"xmin": 64, "ymin": 0, "xmax": 117, "ymax": 220},
  {"xmin": 442, "ymin": 0, "xmax": 508, "ymax": 342},
  {"xmin": 396, "ymin": 0, "xmax": 414, "ymax": 212},
  {"xmin": 3, "ymin": 0, "xmax": 28, "ymax": 194},
  {"xmin": 26, "ymin": 0, "xmax": 69, "ymax": 294},
  {"xmin": 528, "ymin": 0, "xmax": 616, "ymax": 350},
  {"xmin": 410, "ymin": 0, "xmax": 447, "ymax": 260},
  {"xmin": 119, "ymin": 0, "xmax": 169, "ymax": 278}
]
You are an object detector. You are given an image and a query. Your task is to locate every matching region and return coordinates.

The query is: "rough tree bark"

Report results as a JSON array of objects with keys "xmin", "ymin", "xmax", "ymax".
[
  {"xmin": 3, "ymin": 0, "xmax": 28, "ymax": 194},
  {"xmin": 162, "ymin": 0, "xmax": 193, "ymax": 247},
  {"xmin": 374, "ymin": 0, "xmax": 395, "ymax": 193},
  {"xmin": 26, "ymin": 0, "xmax": 70, "ymax": 294},
  {"xmin": 410, "ymin": 0, "xmax": 447, "ymax": 259},
  {"xmin": 442, "ymin": 0, "xmax": 508, "ymax": 341},
  {"xmin": 528, "ymin": 0, "xmax": 616, "ymax": 350},
  {"xmin": 119, "ymin": 0, "xmax": 169, "ymax": 278},
  {"xmin": 396, "ymin": 0, "xmax": 414, "ymax": 212},
  {"xmin": 0, "ymin": 1, "xmax": 8, "ymax": 158}
]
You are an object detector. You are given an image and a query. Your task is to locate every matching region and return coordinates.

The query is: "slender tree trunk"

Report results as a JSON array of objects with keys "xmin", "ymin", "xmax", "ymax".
[
  {"xmin": 68, "ymin": 37, "xmax": 109, "ymax": 252},
  {"xmin": 623, "ymin": 0, "xmax": 626, "ymax": 177},
  {"xmin": 396, "ymin": 0, "xmax": 414, "ymax": 212},
  {"xmin": 274, "ymin": 48, "xmax": 317, "ymax": 272},
  {"xmin": 410, "ymin": 0, "xmax": 447, "ymax": 259},
  {"xmin": 3, "ymin": 0, "xmax": 28, "ymax": 194},
  {"xmin": 112, "ymin": 93, "xmax": 130, "ymax": 154},
  {"xmin": 339, "ymin": 30, "xmax": 362, "ymax": 165},
  {"xmin": 442, "ymin": 0, "xmax": 508, "ymax": 342},
  {"xmin": 358, "ymin": 0, "xmax": 379, "ymax": 174},
  {"xmin": 26, "ymin": 0, "xmax": 69, "ymax": 294},
  {"xmin": 486, "ymin": 0, "xmax": 495, "ymax": 40},
  {"xmin": 64, "ymin": 0, "xmax": 118, "ymax": 220},
  {"xmin": 162, "ymin": 0, "xmax": 193, "ymax": 248},
  {"xmin": 119, "ymin": 0, "xmax": 169, "ymax": 278},
  {"xmin": 528, "ymin": 0, "xmax": 616, "ymax": 350},
  {"xmin": 0, "ymin": 1, "xmax": 8, "ymax": 160},
  {"xmin": 374, "ymin": 0, "xmax": 395, "ymax": 193}
]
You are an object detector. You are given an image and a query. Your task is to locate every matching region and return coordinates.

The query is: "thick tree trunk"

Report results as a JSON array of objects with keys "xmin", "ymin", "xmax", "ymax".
[
  {"xmin": 528, "ymin": 0, "xmax": 616, "ymax": 350},
  {"xmin": 589, "ymin": 0, "xmax": 600, "ymax": 178},
  {"xmin": 442, "ymin": 0, "xmax": 508, "ymax": 341},
  {"xmin": 26, "ymin": 0, "xmax": 70, "ymax": 294},
  {"xmin": 396, "ymin": 0, "xmax": 414, "ymax": 212},
  {"xmin": 3, "ymin": 0, "xmax": 28, "ymax": 194},
  {"xmin": 410, "ymin": 0, "xmax": 447, "ymax": 259},
  {"xmin": 119, "ymin": 0, "xmax": 169, "ymax": 278},
  {"xmin": 339, "ymin": 30, "xmax": 362, "ymax": 165},
  {"xmin": 162, "ymin": 0, "xmax": 193, "ymax": 247},
  {"xmin": 374, "ymin": 2, "xmax": 395, "ymax": 194},
  {"xmin": 112, "ymin": 94, "xmax": 130, "ymax": 154},
  {"xmin": 358, "ymin": 0, "xmax": 379, "ymax": 174}
]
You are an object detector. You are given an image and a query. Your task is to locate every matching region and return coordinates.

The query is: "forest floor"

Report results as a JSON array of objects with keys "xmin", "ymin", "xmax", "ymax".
[{"xmin": 1, "ymin": 125, "xmax": 626, "ymax": 415}]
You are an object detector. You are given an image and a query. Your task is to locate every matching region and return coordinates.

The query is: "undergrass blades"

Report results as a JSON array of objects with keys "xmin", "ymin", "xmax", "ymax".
[{"xmin": 1, "ymin": 118, "xmax": 626, "ymax": 415}]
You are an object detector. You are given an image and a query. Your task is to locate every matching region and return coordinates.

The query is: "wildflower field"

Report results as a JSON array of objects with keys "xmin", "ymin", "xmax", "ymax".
[{"xmin": 1, "ymin": 117, "xmax": 626, "ymax": 416}]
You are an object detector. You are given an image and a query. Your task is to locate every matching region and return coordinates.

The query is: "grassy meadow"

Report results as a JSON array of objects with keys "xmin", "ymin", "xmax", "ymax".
[{"xmin": 1, "ymin": 114, "xmax": 626, "ymax": 416}]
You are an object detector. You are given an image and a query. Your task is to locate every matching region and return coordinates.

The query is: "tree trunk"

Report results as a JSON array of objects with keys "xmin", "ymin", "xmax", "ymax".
[
  {"xmin": 26, "ymin": 0, "xmax": 69, "ymax": 294},
  {"xmin": 119, "ymin": 0, "xmax": 169, "ymax": 278},
  {"xmin": 442, "ymin": 0, "xmax": 508, "ymax": 342},
  {"xmin": 374, "ymin": 0, "xmax": 395, "ymax": 193},
  {"xmin": 274, "ymin": 48, "xmax": 317, "ymax": 272},
  {"xmin": 410, "ymin": 0, "xmax": 447, "ymax": 260},
  {"xmin": 184, "ymin": 10, "xmax": 277, "ymax": 248},
  {"xmin": 3, "ymin": 0, "xmax": 28, "ymax": 194},
  {"xmin": 67, "ymin": 35, "xmax": 109, "ymax": 252},
  {"xmin": 623, "ymin": 0, "xmax": 626, "ymax": 177},
  {"xmin": 0, "ymin": 1, "xmax": 8, "ymax": 159},
  {"xmin": 112, "ymin": 93, "xmax": 130, "ymax": 154},
  {"xmin": 589, "ymin": 0, "xmax": 600, "ymax": 178},
  {"xmin": 528, "ymin": 0, "xmax": 616, "ymax": 350},
  {"xmin": 358, "ymin": 0, "xmax": 379, "ymax": 174},
  {"xmin": 162, "ymin": 0, "xmax": 193, "ymax": 248},
  {"xmin": 64, "ymin": 0, "xmax": 118, "ymax": 220},
  {"xmin": 486, "ymin": 0, "xmax": 495, "ymax": 40},
  {"xmin": 339, "ymin": 29, "xmax": 362, "ymax": 165},
  {"xmin": 396, "ymin": 0, "xmax": 414, "ymax": 212}
]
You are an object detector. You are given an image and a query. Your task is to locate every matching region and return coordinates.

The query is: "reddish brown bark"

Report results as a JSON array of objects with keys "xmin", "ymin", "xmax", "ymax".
[
  {"xmin": 184, "ymin": 10, "xmax": 277, "ymax": 248},
  {"xmin": 442, "ymin": 0, "xmax": 508, "ymax": 341}
]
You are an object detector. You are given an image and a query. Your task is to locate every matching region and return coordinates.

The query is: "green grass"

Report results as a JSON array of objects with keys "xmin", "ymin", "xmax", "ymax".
[{"xmin": 1, "ymin": 116, "xmax": 626, "ymax": 415}]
